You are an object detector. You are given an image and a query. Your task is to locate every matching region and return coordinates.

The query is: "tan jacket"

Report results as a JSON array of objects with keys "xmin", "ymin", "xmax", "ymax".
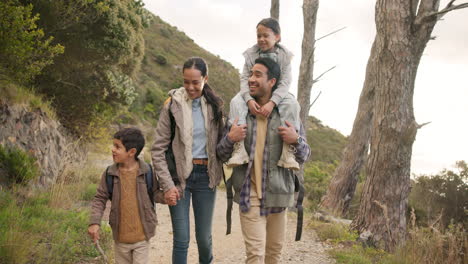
[
  {"xmin": 89, "ymin": 159, "xmax": 163, "ymax": 241},
  {"xmin": 151, "ymin": 87, "xmax": 224, "ymax": 193}
]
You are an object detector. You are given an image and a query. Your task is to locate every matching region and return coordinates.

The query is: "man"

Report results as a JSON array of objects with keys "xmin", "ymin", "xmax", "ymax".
[{"xmin": 217, "ymin": 57, "xmax": 310, "ymax": 264}]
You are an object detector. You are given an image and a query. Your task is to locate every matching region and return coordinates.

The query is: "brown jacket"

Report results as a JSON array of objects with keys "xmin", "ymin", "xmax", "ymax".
[
  {"xmin": 89, "ymin": 159, "xmax": 163, "ymax": 241},
  {"xmin": 151, "ymin": 87, "xmax": 224, "ymax": 193}
]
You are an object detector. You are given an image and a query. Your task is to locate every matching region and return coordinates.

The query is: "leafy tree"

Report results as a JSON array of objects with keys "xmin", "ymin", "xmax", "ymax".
[
  {"xmin": 22, "ymin": 0, "xmax": 149, "ymax": 136},
  {"xmin": 0, "ymin": 0, "xmax": 63, "ymax": 83},
  {"xmin": 409, "ymin": 161, "xmax": 468, "ymax": 228}
]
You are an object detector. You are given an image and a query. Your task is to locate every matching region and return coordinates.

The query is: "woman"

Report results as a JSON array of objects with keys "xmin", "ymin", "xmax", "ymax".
[{"xmin": 151, "ymin": 57, "xmax": 224, "ymax": 264}]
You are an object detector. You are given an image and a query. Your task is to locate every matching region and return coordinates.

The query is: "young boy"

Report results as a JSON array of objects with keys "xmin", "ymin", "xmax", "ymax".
[{"xmin": 88, "ymin": 127, "xmax": 162, "ymax": 264}]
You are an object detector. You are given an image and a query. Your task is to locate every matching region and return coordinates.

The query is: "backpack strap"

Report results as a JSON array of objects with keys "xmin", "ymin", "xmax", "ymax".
[
  {"xmin": 145, "ymin": 163, "xmax": 154, "ymax": 205},
  {"xmin": 295, "ymin": 174, "xmax": 305, "ymax": 241},
  {"xmin": 105, "ymin": 166, "xmax": 113, "ymax": 200},
  {"xmin": 224, "ymin": 171, "xmax": 233, "ymax": 235},
  {"xmin": 106, "ymin": 163, "xmax": 155, "ymax": 205}
]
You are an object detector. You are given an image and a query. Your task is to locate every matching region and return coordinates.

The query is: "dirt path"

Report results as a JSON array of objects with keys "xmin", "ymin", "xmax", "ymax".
[{"xmin": 149, "ymin": 191, "xmax": 335, "ymax": 263}]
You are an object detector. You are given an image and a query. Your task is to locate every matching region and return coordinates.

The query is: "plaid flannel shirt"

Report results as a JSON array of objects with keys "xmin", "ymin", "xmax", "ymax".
[{"xmin": 217, "ymin": 114, "xmax": 310, "ymax": 216}]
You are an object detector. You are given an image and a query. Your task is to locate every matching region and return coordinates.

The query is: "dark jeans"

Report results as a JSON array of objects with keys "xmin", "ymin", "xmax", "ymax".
[{"xmin": 169, "ymin": 164, "xmax": 216, "ymax": 264}]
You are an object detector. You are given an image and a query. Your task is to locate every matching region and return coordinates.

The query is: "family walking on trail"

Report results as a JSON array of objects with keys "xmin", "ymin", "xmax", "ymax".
[{"xmin": 88, "ymin": 17, "xmax": 311, "ymax": 264}]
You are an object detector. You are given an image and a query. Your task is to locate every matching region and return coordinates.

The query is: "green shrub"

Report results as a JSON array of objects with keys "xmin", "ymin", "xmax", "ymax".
[
  {"xmin": 0, "ymin": 0, "xmax": 64, "ymax": 84},
  {"xmin": 0, "ymin": 144, "xmax": 39, "ymax": 186},
  {"xmin": 155, "ymin": 54, "xmax": 167, "ymax": 65}
]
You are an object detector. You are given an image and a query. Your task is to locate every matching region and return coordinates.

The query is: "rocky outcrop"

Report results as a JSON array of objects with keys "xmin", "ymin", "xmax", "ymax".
[{"xmin": 0, "ymin": 103, "xmax": 82, "ymax": 186}]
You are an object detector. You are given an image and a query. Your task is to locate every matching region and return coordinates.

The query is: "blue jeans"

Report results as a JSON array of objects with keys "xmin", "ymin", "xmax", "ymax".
[{"xmin": 169, "ymin": 164, "xmax": 216, "ymax": 264}]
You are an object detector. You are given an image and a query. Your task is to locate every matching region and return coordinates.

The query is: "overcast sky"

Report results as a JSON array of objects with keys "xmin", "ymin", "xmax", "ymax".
[{"xmin": 143, "ymin": 0, "xmax": 468, "ymax": 175}]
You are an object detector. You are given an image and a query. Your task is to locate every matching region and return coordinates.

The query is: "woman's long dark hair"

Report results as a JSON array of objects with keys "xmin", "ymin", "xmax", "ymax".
[{"xmin": 182, "ymin": 57, "xmax": 224, "ymax": 124}]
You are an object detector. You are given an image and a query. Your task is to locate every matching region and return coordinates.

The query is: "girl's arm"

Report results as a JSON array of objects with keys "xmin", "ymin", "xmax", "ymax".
[{"xmin": 270, "ymin": 59, "xmax": 292, "ymax": 106}]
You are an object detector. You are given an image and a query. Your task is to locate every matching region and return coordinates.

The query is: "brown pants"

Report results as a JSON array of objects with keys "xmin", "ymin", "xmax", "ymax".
[
  {"xmin": 239, "ymin": 205, "xmax": 287, "ymax": 264},
  {"xmin": 114, "ymin": 240, "xmax": 149, "ymax": 264}
]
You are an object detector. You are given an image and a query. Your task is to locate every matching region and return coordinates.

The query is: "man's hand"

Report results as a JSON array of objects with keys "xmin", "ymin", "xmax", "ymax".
[
  {"xmin": 164, "ymin": 186, "xmax": 180, "ymax": 206},
  {"xmin": 278, "ymin": 121, "xmax": 299, "ymax": 145},
  {"xmin": 88, "ymin": 224, "xmax": 100, "ymax": 244},
  {"xmin": 247, "ymin": 100, "xmax": 261, "ymax": 116},
  {"xmin": 227, "ymin": 117, "xmax": 247, "ymax": 142},
  {"xmin": 258, "ymin": 101, "xmax": 275, "ymax": 118}
]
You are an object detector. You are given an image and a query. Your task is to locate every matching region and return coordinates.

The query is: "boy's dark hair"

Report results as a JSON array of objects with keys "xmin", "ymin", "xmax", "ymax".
[
  {"xmin": 113, "ymin": 127, "xmax": 145, "ymax": 160},
  {"xmin": 257, "ymin": 18, "xmax": 281, "ymax": 42},
  {"xmin": 254, "ymin": 57, "xmax": 281, "ymax": 92}
]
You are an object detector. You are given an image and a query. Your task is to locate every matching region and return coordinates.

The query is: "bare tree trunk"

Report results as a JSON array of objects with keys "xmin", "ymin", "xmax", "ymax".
[
  {"xmin": 270, "ymin": 0, "xmax": 280, "ymax": 20},
  {"xmin": 319, "ymin": 41, "xmax": 379, "ymax": 216},
  {"xmin": 297, "ymin": 0, "xmax": 319, "ymax": 130},
  {"xmin": 349, "ymin": 0, "xmax": 467, "ymax": 251}
]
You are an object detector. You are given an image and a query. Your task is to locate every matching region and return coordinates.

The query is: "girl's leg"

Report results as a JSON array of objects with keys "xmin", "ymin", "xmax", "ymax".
[
  {"xmin": 169, "ymin": 187, "xmax": 191, "ymax": 264},
  {"xmin": 277, "ymin": 93, "xmax": 301, "ymax": 129},
  {"xmin": 191, "ymin": 165, "xmax": 216, "ymax": 264},
  {"xmin": 277, "ymin": 94, "xmax": 301, "ymax": 170},
  {"xmin": 227, "ymin": 92, "xmax": 249, "ymax": 167},
  {"xmin": 229, "ymin": 92, "xmax": 248, "ymax": 125}
]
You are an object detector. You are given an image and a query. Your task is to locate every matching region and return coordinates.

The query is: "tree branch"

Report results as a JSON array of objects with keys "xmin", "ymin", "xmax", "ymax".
[
  {"xmin": 316, "ymin": 27, "xmax": 346, "ymax": 42},
  {"xmin": 417, "ymin": 121, "xmax": 431, "ymax": 129},
  {"xmin": 415, "ymin": 1, "xmax": 468, "ymax": 25},
  {"xmin": 309, "ymin": 91, "xmax": 322, "ymax": 109},
  {"xmin": 314, "ymin": 66, "xmax": 336, "ymax": 83}
]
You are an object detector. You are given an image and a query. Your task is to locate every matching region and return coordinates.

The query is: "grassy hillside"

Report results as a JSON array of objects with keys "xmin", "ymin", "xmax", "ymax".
[{"xmin": 131, "ymin": 14, "xmax": 239, "ymax": 122}]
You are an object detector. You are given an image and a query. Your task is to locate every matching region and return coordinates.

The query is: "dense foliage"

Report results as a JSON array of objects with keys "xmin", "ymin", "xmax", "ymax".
[
  {"xmin": 0, "ymin": 0, "xmax": 64, "ymax": 83},
  {"xmin": 19, "ymin": 0, "xmax": 149, "ymax": 136},
  {"xmin": 409, "ymin": 161, "xmax": 468, "ymax": 227},
  {"xmin": 0, "ymin": 144, "xmax": 39, "ymax": 186}
]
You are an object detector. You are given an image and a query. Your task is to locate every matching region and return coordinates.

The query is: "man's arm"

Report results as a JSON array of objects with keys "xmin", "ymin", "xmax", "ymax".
[
  {"xmin": 278, "ymin": 121, "xmax": 311, "ymax": 164},
  {"xmin": 216, "ymin": 117, "xmax": 247, "ymax": 162}
]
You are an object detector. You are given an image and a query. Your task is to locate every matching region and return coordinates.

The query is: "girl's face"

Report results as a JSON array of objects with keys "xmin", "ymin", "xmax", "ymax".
[
  {"xmin": 183, "ymin": 67, "xmax": 207, "ymax": 99},
  {"xmin": 256, "ymin": 24, "xmax": 280, "ymax": 52}
]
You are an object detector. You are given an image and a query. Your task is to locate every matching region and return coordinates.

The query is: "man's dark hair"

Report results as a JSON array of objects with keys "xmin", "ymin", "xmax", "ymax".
[
  {"xmin": 254, "ymin": 57, "xmax": 281, "ymax": 92},
  {"xmin": 113, "ymin": 127, "xmax": 145, "ymax": 160}
]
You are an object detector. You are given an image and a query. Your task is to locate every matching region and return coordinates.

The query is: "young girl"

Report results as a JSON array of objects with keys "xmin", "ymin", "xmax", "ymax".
[{"xmin": 227, "ymin": 17, "xmax": 301, "ymax": 170}]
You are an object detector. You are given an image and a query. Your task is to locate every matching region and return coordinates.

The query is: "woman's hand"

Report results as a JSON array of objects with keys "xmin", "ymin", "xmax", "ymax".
[
  {"xmin": 164, "ymin": 187, "xmax": 180, "ymax": 206},
  {"xmin": 227, "ymin": 117, "xmax": 247, "ymax": 142}
]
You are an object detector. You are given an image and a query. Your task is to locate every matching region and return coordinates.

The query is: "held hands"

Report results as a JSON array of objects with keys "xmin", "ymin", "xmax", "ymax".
[
  {"xmin": 278, "ymin": 121, "xmax": 299, "ymax": 145},
  {"xmin": 228, "ymin": 117, "xmax": 247, "ymax": 142},
  {"xmin": 88, "ymin": 224, "xmax": 100, "ymax": 244},
  {"xmin": 164, "ymin": 187, "xmax": 180, "ymax": 206}
]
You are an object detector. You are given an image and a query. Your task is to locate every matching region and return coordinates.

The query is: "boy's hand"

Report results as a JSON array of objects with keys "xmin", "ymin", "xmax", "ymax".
[
  {"xmin": 278, "ymin": 121, "xmax": 299, "ymax": 145},
  {"xmin": 227, "ymin": 117, "xmax": 247, "ymax": 143},
  {"xmin": 259, "ymin": 101, "xmax": 275, "ymax": 118},
  {"xmin": 247, "ymin": 100, "xmax": 261, "ymax": 116},
  {"xmin": 88, "ymin": 224, "xmax": 100, "ymax": 244},
  {"xmin": 165, "ymin": 187, "xmax": 180, "ymax": 206}
]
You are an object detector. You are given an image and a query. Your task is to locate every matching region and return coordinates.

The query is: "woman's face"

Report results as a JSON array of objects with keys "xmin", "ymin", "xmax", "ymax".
[
  {"xmin": 256, "ymin": 24, "xmax": 280, "ymax": 52},
  {"xmin": 183, "ymin": 67, "xmax": 207, "ymax": 99}
]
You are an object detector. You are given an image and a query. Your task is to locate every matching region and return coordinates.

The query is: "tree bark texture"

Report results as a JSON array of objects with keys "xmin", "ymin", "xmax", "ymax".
[
  {"xmin": 270, "ymin": 0, "xmax": 280, "ymax": 20},
  {"xmin": 297, "ymin": 0, "xmax": 319, "ymax": 130},
  {"xmin": 350, "ymin": 0, "xmax": 442, "ymax": 252},
  {"xmin": 319, "ymin": 40, "xmax": 379, "ymax": 216}
]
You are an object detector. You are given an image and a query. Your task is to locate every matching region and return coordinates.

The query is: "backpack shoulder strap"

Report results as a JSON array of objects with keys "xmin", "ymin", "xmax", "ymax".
[
  {"xmin": 145, "ymin": 163, "xmax": 154, "ymax": 205},
  {"xmin": 105, "ymin": 166, "xmax": 114, "ymax": 200},
  {"xmin": 295, "ymin": 173, "xmax": 305, "ymax": 241}
]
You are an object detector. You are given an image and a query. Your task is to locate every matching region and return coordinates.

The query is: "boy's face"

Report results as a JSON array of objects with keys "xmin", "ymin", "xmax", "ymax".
[{"xmin": 112, "ymin": 139, "xmax": 135, "ymax": 163}]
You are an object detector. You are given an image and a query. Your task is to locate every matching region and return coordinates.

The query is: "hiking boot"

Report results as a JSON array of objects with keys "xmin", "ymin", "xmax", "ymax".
[
  {"xmin": 226, "ymin": 140, "xmax": 249, "ymax": 167},
  {"xmin": 277, "ymin": 143, "xmax": 299, "ymax": 170}
]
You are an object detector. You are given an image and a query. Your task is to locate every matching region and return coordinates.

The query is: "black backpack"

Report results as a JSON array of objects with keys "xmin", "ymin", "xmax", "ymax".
[{"xmin": 105, "ymin": 163, "xmax": 155, "ymax": 205}]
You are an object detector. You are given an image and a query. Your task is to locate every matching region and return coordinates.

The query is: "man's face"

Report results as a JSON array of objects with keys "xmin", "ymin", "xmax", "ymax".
[{"xmin": 248, "ymin": 63, "xmax": 276, "ymax": 100}]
